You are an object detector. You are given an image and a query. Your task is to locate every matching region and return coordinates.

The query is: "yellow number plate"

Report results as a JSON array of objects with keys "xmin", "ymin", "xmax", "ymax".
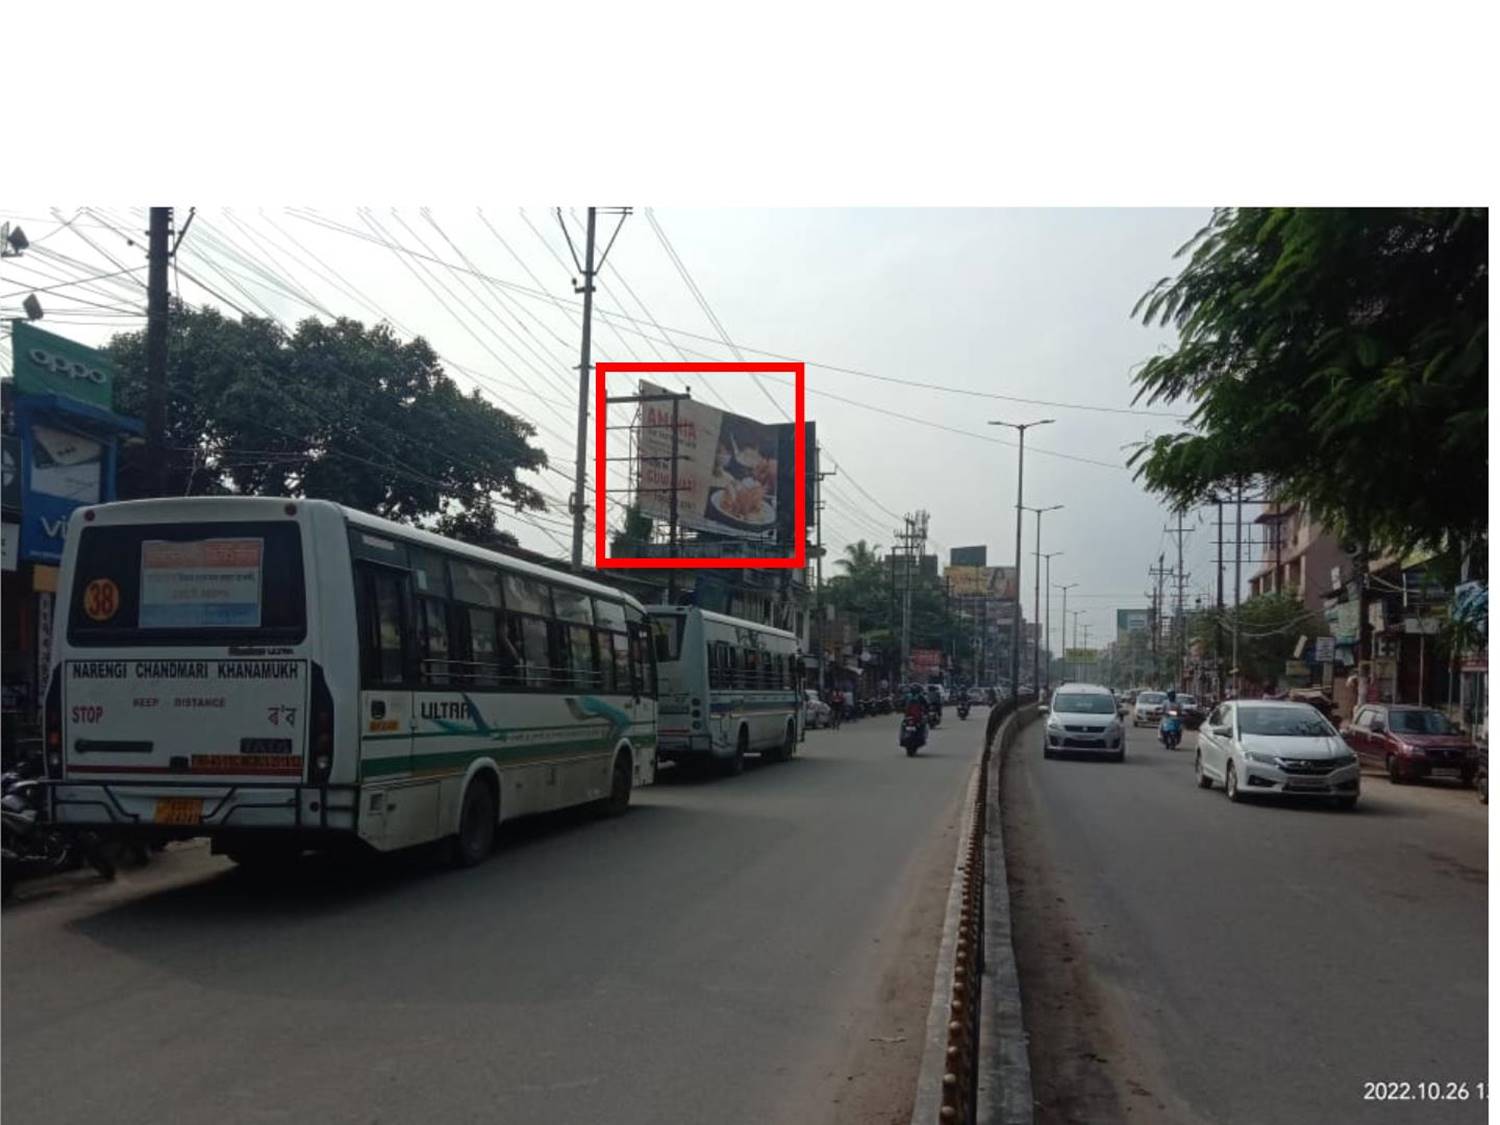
[{"xmin": 153, "ymin": 797, "xmax": 203, "ymax": 826}]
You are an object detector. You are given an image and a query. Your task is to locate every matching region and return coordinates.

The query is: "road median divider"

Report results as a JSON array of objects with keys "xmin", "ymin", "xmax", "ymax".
[{"xmin": 911, "ymin": 698, "xmax": 1039, "ymax": 1125}]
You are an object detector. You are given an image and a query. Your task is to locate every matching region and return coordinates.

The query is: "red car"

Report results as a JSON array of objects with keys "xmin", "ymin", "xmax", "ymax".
[{"xmin": 1343, "ymin": 704, "xmax": 1479, "ymax": 786}]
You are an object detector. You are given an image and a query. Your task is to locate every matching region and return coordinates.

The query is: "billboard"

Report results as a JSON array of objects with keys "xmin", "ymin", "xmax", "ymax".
[
  {"xmin": 636, "ymin": 380, "xmax": 782, "ymax": 539},
  {"xmin": 1116, "ymin": 608, "xmax": 1150, "ymax": 641},
  {"xmin": 946, "ymin": 565, "xmax": 1018, "ymax": 600},
  {"xmin": 12, "ymin": 322, "xmax": 116, "ymax": 410},
  {"xmin": 951, "ymin": 545, "xmax": 987, "ymax": 567}
]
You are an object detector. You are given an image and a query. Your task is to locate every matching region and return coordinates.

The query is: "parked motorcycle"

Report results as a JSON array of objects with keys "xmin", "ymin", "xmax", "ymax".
[
  {"xmin": 1159, "ymin": 708, "xmax": 1183, "ymax": 751},
  {"xmin": 2, "ymin": 768, "xmax": 119, "ymax": 901}
]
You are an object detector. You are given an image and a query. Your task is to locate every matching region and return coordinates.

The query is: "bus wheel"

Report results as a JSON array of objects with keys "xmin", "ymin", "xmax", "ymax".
[
  {"xmin": 722, "ymin": 729, "xmax": 748, "ymax": 777},
  {"xmin": 601, "ymin": 751, "xmax": 632, "ymax": 817},
  {"xmin": 451, "ymin": 777, "xmax": 497, "ymax": 868}
]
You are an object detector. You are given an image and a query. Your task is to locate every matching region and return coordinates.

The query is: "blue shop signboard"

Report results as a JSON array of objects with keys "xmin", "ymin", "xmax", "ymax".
[{"xmin": 11, "ymin": 323, "xmax": 142, "ymax": 564}]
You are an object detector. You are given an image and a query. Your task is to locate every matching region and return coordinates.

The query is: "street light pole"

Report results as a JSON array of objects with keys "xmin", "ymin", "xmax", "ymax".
[
  {"xmin": 1041, "ymin": 553, "xmax": 1064, "ymax": 692},
  {"xmin": 990, "ymin": 419, "xmax": 1053, "ymax": 700},
  {"xmin": 1022, "ymin": 503, "xmax": 1063, "ymax": 694},
  {"xmin": 1055, "ymin": 582, "xmax": 1077, "ymax": 685}
]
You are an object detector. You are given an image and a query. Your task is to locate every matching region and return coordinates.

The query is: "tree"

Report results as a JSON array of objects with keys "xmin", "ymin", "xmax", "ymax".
[
  {"xmin": 1189, "ymin": 591, "xmax": 1326, "ymax": 690},
  {"xmin": 107, "ymin": 305, "xmax": 548, "ymax": 541},
  {"xmin": 1131, "ymin": 208, "xmax": 1487, "ymax": 557}
]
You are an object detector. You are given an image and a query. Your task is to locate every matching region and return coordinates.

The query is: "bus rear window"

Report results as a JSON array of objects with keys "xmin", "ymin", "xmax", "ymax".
[
  {"xmin": 67, "ymin": 521, "xmax": 307, "ymax": 646},
  {"xmin": 651, "ymin": 616, "xmax": 685, "ymax": 662}
]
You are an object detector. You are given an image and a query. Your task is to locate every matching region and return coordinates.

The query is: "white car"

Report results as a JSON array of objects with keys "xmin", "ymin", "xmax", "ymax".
[
  {"xmin": 1194, "ymin": 700, "xmax": 1360, "ymax": 809},
  {"xmin": 802, "ymin": 689, "xmax": 832, "ymax": 729},
  {"xmin": 1042, "ymin": 682, "xmax": 1126, "ymax": 762},
  {"xmin": 1133, "ymin": 691, "xmax": 1167, "ymax": 727}
]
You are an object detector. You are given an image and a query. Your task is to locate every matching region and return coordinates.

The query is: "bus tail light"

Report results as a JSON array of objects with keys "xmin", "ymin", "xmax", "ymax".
[
  {"xmin": 309, "ymin": 663, "xmax": 334, "ymax": 785},
  {"xmin": 44, "ymin": 668, "xmax": 63, "ymax": 778}
]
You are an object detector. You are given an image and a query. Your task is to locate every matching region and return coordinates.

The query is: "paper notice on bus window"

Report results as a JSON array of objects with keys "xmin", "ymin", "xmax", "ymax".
[{"xmin": 140, "ymin": 539, "xmax": 264, "ymax": 628}]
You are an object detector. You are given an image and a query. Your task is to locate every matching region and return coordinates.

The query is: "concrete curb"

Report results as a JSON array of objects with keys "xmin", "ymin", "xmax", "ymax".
[
  {"xmin": 976, "ymin": 706, "xmax": 1038, "ymax": 1125},
  {"xmin": 909, "ymin": 756, "xmax": 984, "ymax": 1124}
]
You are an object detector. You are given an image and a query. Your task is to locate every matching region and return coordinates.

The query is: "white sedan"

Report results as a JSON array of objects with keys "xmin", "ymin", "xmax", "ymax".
[{"xmin": 1194, "ymin": 700, "xmax": 1360, "ymax": 810}]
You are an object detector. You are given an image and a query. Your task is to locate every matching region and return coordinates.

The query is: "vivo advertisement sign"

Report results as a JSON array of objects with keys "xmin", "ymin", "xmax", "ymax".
[{"xmin": 10, "ymin": 324, "xmax": 138, "ymax": 564}]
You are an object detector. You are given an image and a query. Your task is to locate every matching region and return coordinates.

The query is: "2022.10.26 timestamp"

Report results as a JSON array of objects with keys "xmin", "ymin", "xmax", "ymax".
[{"xmin": 1363, "ymin": 1081, "xmax": 1486, "ymax": 1101}]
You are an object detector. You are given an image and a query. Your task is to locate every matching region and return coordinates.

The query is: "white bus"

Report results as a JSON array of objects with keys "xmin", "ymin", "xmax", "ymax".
[
  {"xmin": 44, "ymin": 497, "xmax": 658, "ymax": 868},
  {"xmin": 647, "ymin": 606, "xmax": 802, "ymax": 775}
]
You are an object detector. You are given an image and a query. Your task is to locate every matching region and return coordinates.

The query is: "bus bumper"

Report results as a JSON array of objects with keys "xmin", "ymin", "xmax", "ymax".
[
  {"xmin": 49, "ymin": 781, "xmax": 360, "ymax": 841},
  {"xmin": 656, "ymin": 734, "xmax": 723, "ymax": 763}
]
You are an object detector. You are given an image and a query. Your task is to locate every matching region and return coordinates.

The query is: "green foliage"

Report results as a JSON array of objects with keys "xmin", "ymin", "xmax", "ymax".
[
  {"xmin": 824, "ymin": 540, "xmax": 975, "ymax": 665},
  {"xmin": 107, "ymin": 304, "xmax": 548, "ymax": 540},
  {"xmin": 1188, "ymin": 591, "xmax": 1326, "ymax": 688},
  {"xmin": 1131, "ymin": 208, "xmax": 1487, "ymax": 555}
]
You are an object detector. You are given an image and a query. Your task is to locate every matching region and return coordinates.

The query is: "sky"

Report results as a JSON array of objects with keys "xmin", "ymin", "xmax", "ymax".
[{"xmin": 0, "ymin": 206, "xmax": 1268, "ymax": 653}]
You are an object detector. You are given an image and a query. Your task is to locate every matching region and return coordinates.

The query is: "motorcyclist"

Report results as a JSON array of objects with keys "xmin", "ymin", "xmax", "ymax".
[
  {"xmin": 901, "ymin": 686, "xmax": 929, "ymax": 744},
  {"xmin": 925, "ymin": 683, "xmax": 944, "ymax": 722},
  {"xmin": 1160, "ymin": 689, "xmax": 1183, "ymax": 748}
]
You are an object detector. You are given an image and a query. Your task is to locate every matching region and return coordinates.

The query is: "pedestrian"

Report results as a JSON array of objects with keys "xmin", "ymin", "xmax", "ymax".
[{"xmin": 829, "ymin": 687, "xmax": 843, "ymax": 729}]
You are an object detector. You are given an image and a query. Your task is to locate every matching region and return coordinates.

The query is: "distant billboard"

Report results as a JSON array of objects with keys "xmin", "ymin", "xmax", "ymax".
[
  {"xmin": 1116, "ymin": 608, "xmax": 1150, "ymax": 641},
  {"xmin": 947, "ymin": 565, "xmax": 1018, "ymax": 600},
  {"xmin": 951, "ymin": 545, "xmax": 987, "ymax": 567}
]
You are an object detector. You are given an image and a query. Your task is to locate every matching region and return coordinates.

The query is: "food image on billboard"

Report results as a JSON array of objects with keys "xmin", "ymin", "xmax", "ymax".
[
  {"xmin": 636, "ymin": 379, "xmax": 780, "ymax": 539},
  {"xmin": 947, "ymin": 565, "xmax": 1018, "ymax": 600}
]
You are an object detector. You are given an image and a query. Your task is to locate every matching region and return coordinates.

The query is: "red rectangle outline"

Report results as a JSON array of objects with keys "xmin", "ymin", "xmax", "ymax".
[{"xmin": 594, "ymin": 362, "xmax": 806, "ymax": 570}]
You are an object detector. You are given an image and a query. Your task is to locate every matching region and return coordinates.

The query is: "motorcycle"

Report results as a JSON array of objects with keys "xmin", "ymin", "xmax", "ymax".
[
  {"xmin": 2, "ymin": 768, "xmax": 119, "ymax": 901},
  {"xmin": 927, "ymin": 701, "xmax": 943, "ymax": 729},
  {"xmin": 900, "ymin": 703, "xmax": 928, "ymax": 757},
  {"xmin": 1159, "ymin": 708, "xmax": 1183, "ymax": 751}
]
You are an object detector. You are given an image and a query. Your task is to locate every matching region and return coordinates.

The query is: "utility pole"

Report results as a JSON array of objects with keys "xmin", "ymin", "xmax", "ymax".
[
  {"xmin": 812, "ymin": 450, "xmax": 836, "ymax": 692},
  {"xmin": 145, "ymin": 207, "xmax": 172, "ymax": 496},
  {"xmin": 990, "ymin": 418, "xmax": 1054, "ymax": 699},
  {"xmin": 1216, "ymin": 495, "xmax": 1225, "ymax": 697},
  {"xmin": 561, "ymin": 206, "xmax": 631, "ymax": 571},
  {"xmin": 1149, "ymin": 555, "xmax": 1170, "ymax": 685},
  {"xmin": 1165, "ymin": 509, "xmax": 1193, "ymax": 690},
  {"xmin": 1232, "ymin": 479, "xmax": 1244, "ymax": 695}
]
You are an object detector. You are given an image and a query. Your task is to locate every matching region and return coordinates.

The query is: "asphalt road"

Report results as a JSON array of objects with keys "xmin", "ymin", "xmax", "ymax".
[
  {"xmin": 2, "ymin": 709, "xmax": 989, "ymax": 1125},
  {"xmin": 1004, "ymin": 720, "xmax": 1488, "ymax": 1125}
]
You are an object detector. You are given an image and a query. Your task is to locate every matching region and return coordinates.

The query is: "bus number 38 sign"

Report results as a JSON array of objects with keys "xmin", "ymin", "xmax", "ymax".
[{"xmin": 84, "ymin": 578, "xmax": 120, "ymax": 622}]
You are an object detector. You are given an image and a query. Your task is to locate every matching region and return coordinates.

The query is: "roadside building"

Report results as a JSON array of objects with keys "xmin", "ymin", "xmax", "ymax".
[{"xmin": 1, "ymin": 325, "xmax": 143, "ymax": 754}]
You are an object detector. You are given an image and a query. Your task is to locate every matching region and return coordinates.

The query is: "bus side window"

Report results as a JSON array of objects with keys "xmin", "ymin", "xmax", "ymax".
[
  {"xmin": 725, "ymin": 646, "xmax": 740, "ymax": 690},
  {"xmin": 607, "ymin": 630, "xmax": 629, "ymax": 695},
  {"xmin": 628, "ymin": 622, "xmax": 656, "ymax": 699},
  {"xmin": 358, "ymin": 565, "xmax": 411, "ymax": 687},
  {"xmin": 417, "ymin": 596, "xmax": 451, "ymax": 686},
  {"xmin": 568, "ymin": 624, "xmax": 598, "ymax": 692},
  {"xmin": 466, "ymin": 607, "xmax": 502, "ymax": 688},
  {"xmin": 547, "ymin": 620, "xmax": 572, "ymax": 690},
  {"xmin": 509, "ymin": 613, "xmax": 549, "ymax": 689}
]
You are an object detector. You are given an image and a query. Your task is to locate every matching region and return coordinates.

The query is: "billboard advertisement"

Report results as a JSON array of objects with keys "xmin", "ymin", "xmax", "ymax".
[
  {"xmin": 946, "ymin": 565, "xmax": 1018, "ymax": 600},
  {"xmin": 1116, "ymin": 608, "xmax": 1150, "ymax": 641},
  {"xmin": 633, "ymin": 381, "xmax": 810, "ymax": 543},
  {"xmin": 636, "ymin": 379, "xmax": 783, "ymax": 540},
  {"xmin": 951, "ymin": 545, "xmax": 987, "ymax": 567}
]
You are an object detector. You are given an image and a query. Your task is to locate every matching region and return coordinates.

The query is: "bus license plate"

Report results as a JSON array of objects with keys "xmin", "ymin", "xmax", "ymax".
[{"xmin": 154, "ymin": 798, "xmax": 203, "ymax": 825}]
